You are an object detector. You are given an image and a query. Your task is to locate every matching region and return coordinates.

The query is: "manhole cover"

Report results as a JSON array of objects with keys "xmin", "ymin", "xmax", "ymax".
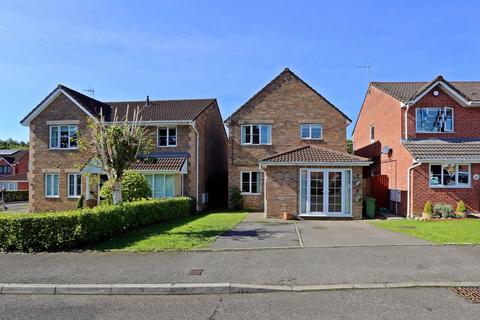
[
  {"xmin": 188, "ymin": 269, "xmax": 204, "ymax": 276},
  {"xmin": 452, "ymin": 287, "xmax": 480, "ymax": 303}
]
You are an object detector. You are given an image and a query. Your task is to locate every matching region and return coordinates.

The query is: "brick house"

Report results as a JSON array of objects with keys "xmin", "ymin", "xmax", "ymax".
[
  {"xmin": 0, "ymin": 149, "xmax": 29, "ymax": 191},
  {"xmin": 353, "ymin": 76, "xmax": 480, "ymax": 217},
  {"xmin": 20, "ymin": 85, "xmax": 227, "ymax": 212},
  {"xmin": 225, "ymin": 68, "xmax": 371, "ymax": 219}
]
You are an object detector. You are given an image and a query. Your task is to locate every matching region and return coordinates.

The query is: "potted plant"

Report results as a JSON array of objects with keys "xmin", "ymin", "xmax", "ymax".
[
  {"xmin": 433, "ymin": 203, "xmax": 453, "ymax": 219},
  {"xmin": 422, "ymin": 201, "xmax": 433, "ymax": 220},
  {"xmin": 456, "ymin": 200, "xmax": 467, "ymax": 218}
]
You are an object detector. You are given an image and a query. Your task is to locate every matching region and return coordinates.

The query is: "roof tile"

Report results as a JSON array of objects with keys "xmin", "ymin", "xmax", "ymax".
[{"xmin": 260, "ymin": 145, "xmax": 369, "ymax": 164}]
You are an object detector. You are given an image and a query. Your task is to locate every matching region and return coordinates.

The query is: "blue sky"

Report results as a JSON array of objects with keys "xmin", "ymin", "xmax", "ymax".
[{"xmin": 1, "ymin": 0, "xmax": 479, "ymax": 141}]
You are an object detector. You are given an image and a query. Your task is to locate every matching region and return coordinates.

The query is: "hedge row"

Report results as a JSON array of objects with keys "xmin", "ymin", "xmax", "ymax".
[
  {"xmin": 4, "ymin": 190, "xmax": 29, "ymax": 202},
  {"xmin": 0, "ymin": 197, "xmax": 195, "ymax": 252}
]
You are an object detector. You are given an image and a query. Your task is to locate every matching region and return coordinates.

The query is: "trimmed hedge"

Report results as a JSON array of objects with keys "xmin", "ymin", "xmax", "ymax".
[
  {"xmin": 0, "ymin": 197, "xmax": 195, "ymax": 252},
  {"xmin": 4, "ymin": 190, "xmax": 29, "ymax": 202}
]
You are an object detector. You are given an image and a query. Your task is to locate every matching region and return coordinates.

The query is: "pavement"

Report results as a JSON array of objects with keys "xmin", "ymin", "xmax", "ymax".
[
  {"xmin": 2, "ymin": 201, "xmax": 28, "ymax": 213},
  {"xmin": 1, "ymin": 288, "xmax": 479, "ymax": 319}
]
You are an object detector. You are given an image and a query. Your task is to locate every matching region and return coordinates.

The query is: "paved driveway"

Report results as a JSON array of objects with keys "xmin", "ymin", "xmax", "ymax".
[{"xmin": 211, "ymin": 213, "xmax": 429, "ymax": 249}]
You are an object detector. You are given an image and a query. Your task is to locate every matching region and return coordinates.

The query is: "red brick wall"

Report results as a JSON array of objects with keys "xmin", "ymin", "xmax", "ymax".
[
  {"xmin": 14, "ymin": 153, "xmax": 29, "ymax": 175},
  {"xmin": 411, "ymin": 163, "xmax": 480, "ymax": 215},
  {"xmin": 407, "ymin": 86, "xmax": 480, "ymax": 139}
]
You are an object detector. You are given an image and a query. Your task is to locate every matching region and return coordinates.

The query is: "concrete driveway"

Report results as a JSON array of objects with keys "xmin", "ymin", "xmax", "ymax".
[{"xmin": 211, "ymin": 213, "xmax": 429, "ymax": 249}]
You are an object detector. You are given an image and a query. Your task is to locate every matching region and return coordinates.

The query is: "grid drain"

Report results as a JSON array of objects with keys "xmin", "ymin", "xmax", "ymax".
[{"xmin": 452, "ymin": 287, "xmax": 480, "ymax": 303}]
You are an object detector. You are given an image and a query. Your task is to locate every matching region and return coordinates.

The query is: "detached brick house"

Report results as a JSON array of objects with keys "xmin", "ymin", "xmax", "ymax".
[
  {"xmin": 353, "ymin": 76, "xmax": 480, "ymax": 217},
  {"xmin": 0, "ymin": 149, "xmax": 29, "ymax": 191},
  {"xmin": 226, "ymin": 68, "xmax": 371, "ymax": 219},
  {"xmin": 21, "ymin": 85, "xmax": 227, "ymax": 212}
]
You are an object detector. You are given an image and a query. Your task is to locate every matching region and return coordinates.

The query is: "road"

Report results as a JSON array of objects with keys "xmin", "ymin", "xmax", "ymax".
[{"xmin": 0, "ymin": 288, "xmax": 477, "ymax": 319}]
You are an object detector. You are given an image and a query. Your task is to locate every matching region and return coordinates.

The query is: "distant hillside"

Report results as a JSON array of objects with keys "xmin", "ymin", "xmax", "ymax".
[{"xmin": 0, "ymin": 138, "xmax": 29, "ymax": 150}]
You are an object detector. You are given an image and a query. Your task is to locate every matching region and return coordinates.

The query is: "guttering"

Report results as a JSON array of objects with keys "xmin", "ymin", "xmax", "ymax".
[
  {"xmin": 105, "ymin": 120, "xmax": 190, "ymax": 126},
  {"xmin": 407, "ymin": 161, "xmax": 422, "ymax": 219},
  {"xmin": 258, "ymin": 163, "xmax": 268, "ymax": 219},
  {"xmin": 190, "ymin": 121, "xmax": 200, "ymax": 211},
  {"xmin": 259, "ymin": 161, "xmax": 373, "ymax": 167}
]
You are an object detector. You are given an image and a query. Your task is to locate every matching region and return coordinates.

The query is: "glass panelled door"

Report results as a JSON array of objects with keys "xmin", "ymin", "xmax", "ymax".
[{"xmin": 302, "ymin": 169, "xmax": 351, "ymax": 216}]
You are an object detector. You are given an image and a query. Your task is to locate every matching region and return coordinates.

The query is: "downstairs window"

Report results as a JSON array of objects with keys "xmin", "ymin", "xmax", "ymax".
[{"xmin": 429, "ymin": 164, "xmax": 470, "ymax": 187}]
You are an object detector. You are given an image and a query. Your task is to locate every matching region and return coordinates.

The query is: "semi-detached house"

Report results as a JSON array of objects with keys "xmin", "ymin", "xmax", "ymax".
[{"xmin": 20, "ymin": 85, "xmax": 227, "ymax": 212}]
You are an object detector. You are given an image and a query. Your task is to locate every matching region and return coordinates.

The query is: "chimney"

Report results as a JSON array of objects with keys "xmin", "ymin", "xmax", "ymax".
[{"xmin": 146, "ymin": 95, "xmax": 150, "ymax": 106}]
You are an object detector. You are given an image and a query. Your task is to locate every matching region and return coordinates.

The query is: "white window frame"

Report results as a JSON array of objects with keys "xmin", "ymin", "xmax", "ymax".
[
  {"xmin": 428, "ymin": 163, "xmax": 471, "ymax": 188},
  {"xmin": 45, "ymin": 173, "xmax": 59, "ymax": 198},
  {"xmin": 240, "ymin": 124, "xmax": 272, "ymax": 145},
  {"xmin": 67, "ymin": 173, "xmax": 82, "ymax": 198},
  {"xmin": 0, "ymin": 182, "xmax": 17, "ymax": 191},
  {"xmin": 49, "ymin": 125, "xmax": 78, "ymax": 150},
  {"xmin": 369, "ymin": 125, "xmax": 375, "ymax": 142},
  {"xmin": 240, "ymin": 171, "xmax": 262, "ymax": 195},
  {"xmin": 300, "ymin": 124, "xmax": 323, "ymax": 140},
  {"xmin": 144, "ymin": 173, "xmax": 176, "ymax": 198},
  {"xmin": 157, "ymin": 126, "xmax": 177, "ymax": 147},
  {"xmin": 415, "ymin": 107, "xmax": 454, "ymax": 133},
  {"xmin": 0, "ymin": 165, "xmax": 12, "ymax": 174}
]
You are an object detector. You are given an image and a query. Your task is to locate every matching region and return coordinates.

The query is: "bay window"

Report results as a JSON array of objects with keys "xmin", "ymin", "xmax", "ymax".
[
  {"xmin": 241, "ymin": 124, "xmax": 271, "ymax": 145},
  {"xmin": 429, "ymin": 164, "xmax": 470, "ymax": 187},
  {"xmin": 240, "ymin": 171, "xmax": 262, "ymax": 194},
  {"xmin": 416, "ymin": 107, "xmax": 453, "ymax": 133},
  {"xmin": 50, "ymin": 125, "xmax": 78, "ymax": 149}
]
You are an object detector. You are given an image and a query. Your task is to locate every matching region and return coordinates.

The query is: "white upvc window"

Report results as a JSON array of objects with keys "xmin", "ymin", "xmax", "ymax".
[
  {"xmin": 240, "ymin": 171, "xmax": 262, "ymax": 194},
  {"xmin": 157, "ymin": 127, "xmax": 177, "ymax": 147},
  {"xmin": 300, "ymin": 124, "xmax": 323, "ymax": 140},
  {"xmin": 45, "ymin": 173, "xmax": 59, "ymax": 198},
  {"xmin": 429, "ymin": 163, "xmax": 471, "ymax": 188},
  {"xmin": 49, "ymin": 125, "xmax": 78, "ymax": 149},
  {"xmin": 241, "ymin": 124, "xmax": 271, "ymax": 145},
  {"xmin": 370, "ymin": 125, "xmax": 375, "ymax": 142},
  {"xmin": 416, "ymin": 107, "xmax": 454, "ymax": 133},
  {"xmin": 144, "ymin": 174, "xmax": 175, "ymax": 198},
  {"xmin": 67, "ymin": 173, "xmax": 82, "ymax": 198},
  {"xmin": 0, "ymin": 182, "xmax": 17, "ymax": 191}
]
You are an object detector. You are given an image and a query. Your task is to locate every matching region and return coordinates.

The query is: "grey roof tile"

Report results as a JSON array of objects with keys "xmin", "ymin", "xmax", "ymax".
[
  {"xmin": 402, "ymin": 139, "xmax": 480, "ymax": 161},
  {"xmin": 260, "ymin": 145, "xmax": 370, "ymax": 164}
]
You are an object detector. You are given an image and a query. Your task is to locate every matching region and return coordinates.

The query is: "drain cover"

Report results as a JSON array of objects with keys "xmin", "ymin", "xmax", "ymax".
[
  {"xmin": 452, "ymin": 287, "xmax": 480, "ymax": 303},
  {"xmin": 188, "ymin": 269, "xmax": 204, "ymax": 276}
]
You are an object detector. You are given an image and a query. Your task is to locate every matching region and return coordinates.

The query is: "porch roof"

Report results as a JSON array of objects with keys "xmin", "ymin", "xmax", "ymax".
[
  {"xmin": 402, "ymin": 139, "xmax": 480, "ymax": 162},
  {"xmin": 259, "ymin": 145, "xmax": 371, "ymax": 166},
  {"xmin": 130, "ymin": 152, "xmax": 188, "ymax": 173}
]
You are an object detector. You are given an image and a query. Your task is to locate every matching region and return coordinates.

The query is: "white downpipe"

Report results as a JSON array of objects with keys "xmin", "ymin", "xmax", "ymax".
[
  {"xmin": 407, "ymin": 161, "xmax": 422, "ymax": 218},
  {"xmin": 191, "ymin": 121, "xmax": 200, "ymax": 211},
  {"xmin": 258, "ymin": 164, "xmax": 267, "ymax": 218}
]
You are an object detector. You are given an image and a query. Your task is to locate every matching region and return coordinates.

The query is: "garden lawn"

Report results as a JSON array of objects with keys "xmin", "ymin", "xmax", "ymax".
[
  {"xmin": 371, "ymin": 219, "xmax": 480, "ymax": 244},
  {"xmin": 92, "ymin": 212, "xmax": 247, "ymax": 251}
]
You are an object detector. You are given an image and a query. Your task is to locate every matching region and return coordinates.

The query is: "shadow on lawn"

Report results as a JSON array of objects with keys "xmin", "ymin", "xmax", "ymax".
[{"xmin": 89, "ymin": 213, "xmax": 241, "ymax": 251}]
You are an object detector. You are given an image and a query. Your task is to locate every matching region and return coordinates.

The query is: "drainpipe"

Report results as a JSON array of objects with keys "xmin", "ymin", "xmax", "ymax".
[
  {"xmin": 406, "ymin": 161, "xmax": 422, "ymax": 218},
  {"xmin": 258, "ymin": 163, "xmax": 267, "ymax": 219},
  {"xmin": 191, "ymin": 121, "xmax": 200, "ymax": 211}
]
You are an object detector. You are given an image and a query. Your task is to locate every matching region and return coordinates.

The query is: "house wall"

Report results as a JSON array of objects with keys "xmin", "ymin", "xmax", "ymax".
[
  {"xmin": 411, "ymin": 163, "xmax": 480, "ymax": 215},
  {"xmin": 228, "ymin": 71, "xmax": 349, "ymax": 210},
  {"xmin": 14, "ymin": 152, "xmax": 29, "ymax": 175},
  {"xmin": 264, "ymin": 166, "xmax": 364, "ymax": 219}
]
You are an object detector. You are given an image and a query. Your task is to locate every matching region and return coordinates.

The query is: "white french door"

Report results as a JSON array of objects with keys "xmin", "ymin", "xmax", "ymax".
[{"xmin": 300, "ymin": 169, "xmax": 352, "ymax": 217}]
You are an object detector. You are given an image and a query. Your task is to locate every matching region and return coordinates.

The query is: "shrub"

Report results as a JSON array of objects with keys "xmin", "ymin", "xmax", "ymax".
[
  {"xmin": 4, "ymin": 191, "xmax": 28, "ymax": 202},
  {"xmin": 456, "ymin": 200, "xmax": 466, "ymax": 213},
  {"xmin": 0, "ymin": 197, "xmax": 195, "ymax": 252},
  {"xmin": 433, "ymin": 203, "xmax": 453, "ymax": 218},
  {"xmin": 230, "ymin": 187, "xmax": 244, "ymax": 210},
  {"xmin": 77, "ymin": 195, "xmax": 85, "ymax": 209},
  {"xmin": 423, "ymin": 201, "xmax": 433, "ymax": 214},
  {"xmin": 100, "ymin": 171, "xmax": 152, "ymax": 204}
]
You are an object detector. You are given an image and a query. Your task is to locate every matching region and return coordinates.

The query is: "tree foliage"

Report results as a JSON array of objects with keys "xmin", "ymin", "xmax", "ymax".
[
  {"xmin": 0, "ymin": 138, "xmax": 28, "ymax": 149},
  {"xmin": 100, "ymin": 170, "xmax": 152, "ymax": 204}
]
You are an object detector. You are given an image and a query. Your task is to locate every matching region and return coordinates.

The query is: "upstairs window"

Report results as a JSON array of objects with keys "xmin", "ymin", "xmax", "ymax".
[
  {"xmin": 50, "ymin": 125, "xmax": 78, "ymax": 149},
  {"xmin": 241, "ymin": 124, "xmax": 271, "ymax": 145},
  {"xmin": 157, "ymin": 127, "xmax": 177, "ymax": 147},
  {"xmin": 301, "ymin": 124, "xmax": 323, "ymax": 140},
  {"xmin": 429, "ymin": 164, "xmax": 470, "ymax": 188},
  {"xmin": 0, "ymin": 165, "xmax": 11, "ymax": 174},
  {"xmin": 416, "ymin": 107, "xmax": 453, "ymax": 133}
]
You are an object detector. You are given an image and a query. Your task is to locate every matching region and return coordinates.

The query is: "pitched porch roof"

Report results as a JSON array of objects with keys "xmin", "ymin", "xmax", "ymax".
[
  {"xmin": 402, "ymin": 139, "xmax": 480, "ymax": 162},
  {"xmin": 131, "ymin": 152, "xmax": 188, "ymax": 173},
  {"xmin": 259, "ymin": 145, "xmax": 371, "ymax": 166}
]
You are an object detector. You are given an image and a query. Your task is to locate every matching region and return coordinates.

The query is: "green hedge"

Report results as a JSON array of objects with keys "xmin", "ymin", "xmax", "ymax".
[
  {"xmin": 4, "ymin": 191, "xmax": 29, "ymax": 202},
  {"xmin": 0, "ymin": 197, "xmax": 195, "ymax": 252}
]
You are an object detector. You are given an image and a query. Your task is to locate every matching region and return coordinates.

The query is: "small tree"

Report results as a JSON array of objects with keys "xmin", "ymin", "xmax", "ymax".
[
  {"xmin": 456, "ymin": 200, "xmax": 466, "ymax": 213},
  {"xmin": 230, "ymin": 187, "xmax": 244, "ymax": 210},
  {"xmin": 80, "ymin": 106, "xmax": 152, "ymax": 205},
  {"xmin": 100, "ymin": 170, "xmax": 151, "ymax": 203},
  {"xmin": 423, "ymin": 201, "xmax": 433, "ymax": 214}
]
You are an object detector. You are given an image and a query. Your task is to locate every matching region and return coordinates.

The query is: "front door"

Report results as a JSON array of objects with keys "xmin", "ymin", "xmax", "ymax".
[{"xmin": 302, "ymin": 169, "xmax": 351, "ymax": 216}]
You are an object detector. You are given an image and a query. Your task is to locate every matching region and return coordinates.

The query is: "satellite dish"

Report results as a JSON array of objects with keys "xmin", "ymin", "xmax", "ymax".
[{"xmin": 381, "ymin": 146, "xmax": 392, "ymax": 155}]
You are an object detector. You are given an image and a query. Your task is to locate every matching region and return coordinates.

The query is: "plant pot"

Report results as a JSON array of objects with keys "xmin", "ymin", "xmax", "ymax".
[
  {"xmin": 422, "ymin": 212, "xmax": 432, "ymax": 220},
  {"xmin": 283, "ymin": 212, "xmax": 292, "ymax": 220},
  {"xmin": 86, "ymin": 199, "xmax": 98, "ymax": 208}
]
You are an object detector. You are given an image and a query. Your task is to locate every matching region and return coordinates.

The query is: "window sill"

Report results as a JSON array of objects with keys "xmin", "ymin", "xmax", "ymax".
[
  {"xmin": 157, "ymin": 145, "xmax": 177, "ymax": 148},
  {"xmin": 416, "ymin": 131, "xmax": 455, "ymax": 134},
  {"xmin": 301, "ymin": 138, "xmax": 323, "ymax": 141},
  {"xmin": 45, "ymin": 196, "xmax": 59, "ymax": 199},
  {"xmin": 67, "ymin": 196, "xmax": 81, "ymax": 199},
  {"xmin": 49, "ymin": 148, "xmax": 78, "ymax": 151},
  {"xmin": 429, "ymin": 185, "xmax": 472, "ymax": 189},
  {"xmin": 240, "ymin": 144, "xmax": 272, "ymax": 147},
  {"xmin": 241, "ymin": 192, "xmax": 262, "ymax": 196}
]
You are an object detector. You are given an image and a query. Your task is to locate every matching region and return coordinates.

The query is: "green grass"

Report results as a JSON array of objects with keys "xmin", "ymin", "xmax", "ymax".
[
  {"xmin": 91, "ymin": 212, "xmax": 247, "ymax": 251},
  {"xmin": 371, "ymin": 219, "xmax": 480, "ymax": 244}
]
